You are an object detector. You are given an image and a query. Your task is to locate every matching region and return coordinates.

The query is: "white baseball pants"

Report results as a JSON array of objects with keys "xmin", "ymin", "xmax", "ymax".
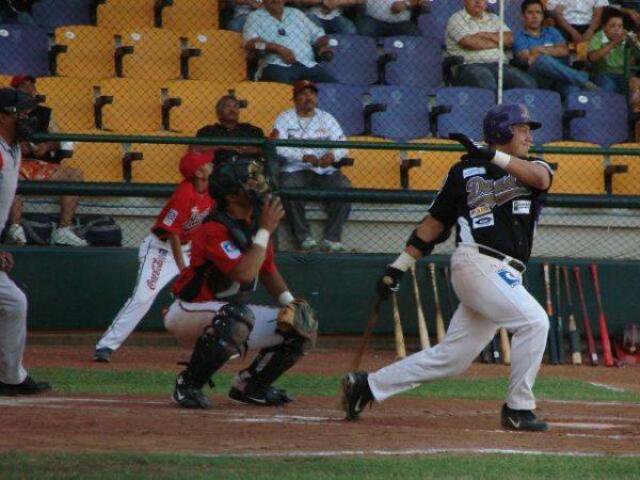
[
  {"xmin": 164, "ymin": 300, "xmax": 283, "ymax": 351},
  {"xmin": 368, "ymin": 245, "xmax": 549, "ymax": 410},
  {"xmin": 0, "ymin": 272, "xmax": 28, "ymax": 384},
  {"xmin": 96, "ymin": 234, "xmax": 189, "ymax": 351}
]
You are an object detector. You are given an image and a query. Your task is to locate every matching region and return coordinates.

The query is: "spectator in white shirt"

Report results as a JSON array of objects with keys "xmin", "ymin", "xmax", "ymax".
[
  {"xmin": 273, "ymin": 80, "xmax": 351, "ymax": 252},
  {"xmin": 356, "ymin": 0, "xmax": 424, "ymax": 37},
  {"xmin": 546, "ymin": 0, "xmax": 609, "ymax": 43},
  {"xmin": 290, "ymin": 0, "xmax": 362, "ymax": 34},
  {"xmin": 243, "ymin": 0, "xmax": 336, "ymax": 83}
]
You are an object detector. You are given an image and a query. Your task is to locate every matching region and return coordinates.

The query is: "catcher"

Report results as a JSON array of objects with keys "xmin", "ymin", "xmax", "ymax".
[{"xmin": 164, "ymin": 154, "xmax": 318, "ymax": 409}]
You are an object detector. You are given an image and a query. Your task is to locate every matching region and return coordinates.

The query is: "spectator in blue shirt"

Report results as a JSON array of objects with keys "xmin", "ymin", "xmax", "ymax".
[{"xmin": 514, "ymin": 0, "xmax": 599, "ymax": 96}]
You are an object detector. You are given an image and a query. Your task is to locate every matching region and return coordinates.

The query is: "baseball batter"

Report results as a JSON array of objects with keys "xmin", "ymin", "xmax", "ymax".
[
  {"xmin": 93, "ymin": 150, "xmax": 215, "ymax": 362},
  {"xmin": 342, "ymin": 104, "xmax": 553, "ymax": 431},
  {"xmin": 164, "ymin": 155, "xmax": 318, "ymax": 409},
  {"xmin": 0, "ymin": 87, "xmax": 50, "ymax": 395}
]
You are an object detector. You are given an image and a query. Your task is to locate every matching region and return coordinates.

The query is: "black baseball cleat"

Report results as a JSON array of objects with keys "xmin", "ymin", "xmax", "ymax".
[
  {"xmin": 0, "ymin": 376, "xmax": 51, "ymax": 396},
  {"xmin": 93, "ymin": 347, "xmax": 113, "ymax": 363},
  {"xmin": 501, "ymin": 404, "xmax": 548, "ymax": 432},
  {"xmin": 172, "ymin": 374, "xmax": 212, "ymax": 409},
  {"xmin": 229, "ymin": 385, "xmax": 294, "ymax": 406},
  {"xmin": 341, "ymin": 371, "xmax": 373, "ymax": 421}
]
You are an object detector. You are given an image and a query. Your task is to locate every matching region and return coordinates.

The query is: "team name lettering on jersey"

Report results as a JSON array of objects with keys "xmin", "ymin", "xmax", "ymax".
[
  {"xmin": 183, "ymin": 208, "xmax": 209, "ymax": 232},
  {"xmin": 466, "ymin": 175, "xmax": 531, "ymax": 209}
]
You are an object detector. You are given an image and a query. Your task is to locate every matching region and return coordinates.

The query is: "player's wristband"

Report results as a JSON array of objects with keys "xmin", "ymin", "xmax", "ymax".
[
  {"xmin": 491, "ymin": 151, "xmax": 511, "ymax": 169},
  {"xmin": 390, "ymin": 251, "xmax": 417, "ymax": 272},
  {"xmin": 254, "ymin": 228, "xmax": 270, "ymax": 249},
  {"xmin": 278, "ymin": 290, "xmax": 295, "ymax": 306}
]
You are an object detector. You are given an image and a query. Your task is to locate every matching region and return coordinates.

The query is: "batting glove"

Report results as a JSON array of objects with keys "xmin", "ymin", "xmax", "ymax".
[
  {"xmin": 449, "ymin": 132, "xmax": 496, "ymax": 163},
  {"xmin": 376, "ymin": 266, "xmax": 404, "ymax": 300}
]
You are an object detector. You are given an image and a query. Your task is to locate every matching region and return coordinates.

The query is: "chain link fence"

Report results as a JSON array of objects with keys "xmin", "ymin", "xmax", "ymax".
[{"xmin": 1, "ymin": 0, "xmax": 639, "ymax": 257}]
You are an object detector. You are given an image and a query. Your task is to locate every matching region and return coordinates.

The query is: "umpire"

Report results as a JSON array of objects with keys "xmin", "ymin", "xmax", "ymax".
[{"xmin": 342, "ymin": 104, "xmax": 553, "ymax": 432}]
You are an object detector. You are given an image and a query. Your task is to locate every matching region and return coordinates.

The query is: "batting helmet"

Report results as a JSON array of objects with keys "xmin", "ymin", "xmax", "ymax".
[
  {"xmin": 208, "ymin": 154, "xmax": 270, "ymax": 204},
  {"xmin": 483, "ymin": 104, "xmax": 541, "ymax": 145}
]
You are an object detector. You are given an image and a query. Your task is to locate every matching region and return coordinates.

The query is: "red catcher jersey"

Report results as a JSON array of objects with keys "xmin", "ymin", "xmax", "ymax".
[
  {"xmin": 172, "ymin": 221, "xmax": 276, "ymax": 302},
  {"xmin": 152, "ymin": 180, "xmax": 214, "ymax": 243}
]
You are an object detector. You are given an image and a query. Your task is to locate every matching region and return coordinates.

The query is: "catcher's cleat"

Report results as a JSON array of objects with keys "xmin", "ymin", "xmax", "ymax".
[
  {"xmin": 501, "ymin": 404, "xmax": 548, "ymax": 432},
  {"xmin": 92, "ymin": 347, "xmax": 113, "ymax": 363},
  {"xmin": 341, "ymin": 371, "xmax": 373, "ymax": 421},
  {"xmin": 229, "ymin": 385, "xmax": 293, "ymax": 406},
  {"xmin": 172, "ymin": 374, "xmax": 212, "ymax": 409},
  {"xmin": 0, "ymin": 376, "xmax": 51, "ymax": 396}
]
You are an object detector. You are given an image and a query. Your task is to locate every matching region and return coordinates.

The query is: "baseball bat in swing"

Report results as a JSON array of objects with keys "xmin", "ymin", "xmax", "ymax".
[
  {"xmin": 589, "ymin": 264, "xmax": 614, "ymax": 367},
  {"xmin": 350, "ymin": 295, "xmax": 384, "ymax": 371},
  {"xmin": 573, "ymin": 266, "xmax": 599, "ymax": 366},
  {"xmin": 428, "ymin": 263, "xmax": 446, "ymax": 343},
  {"xmin": 410, "ymin": 265, "xmax": 430, "ymax": 349},
  {"xmin": 543, "ymin": 263, "xmax": 560, "ymax": 364},
  {"xmin": 391, "ymin": 293, "xmax": 406, "ymax": 358},
  {"xmin": 554, "ymin": 265, "xmax": 565, "ymax": 364},
  {"xmin": 562, "ymin": 266, "xmax": 582, "ymax": 365}
]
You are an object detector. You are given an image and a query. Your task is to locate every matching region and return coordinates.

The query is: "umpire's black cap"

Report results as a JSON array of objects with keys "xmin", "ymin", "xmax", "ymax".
[{"xmin": 0, "ymin": 88, "xmax": 36, "ymax": 115}]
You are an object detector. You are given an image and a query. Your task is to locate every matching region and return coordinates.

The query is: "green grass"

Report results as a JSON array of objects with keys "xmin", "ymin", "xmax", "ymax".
[
  {"xmin": 1, "ymin": 451, "xmax": 639, "ymax": 479},
  {"xmin": 30, "ymin": 367, "xmax": 640, "ymax": 403}
]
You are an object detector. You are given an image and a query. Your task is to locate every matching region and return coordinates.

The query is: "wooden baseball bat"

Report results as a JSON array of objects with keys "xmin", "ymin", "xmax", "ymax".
[
  {"xmin": 554, "ymin": 265, "xmax": 565, "ymax": 364},
  {"xmin": 410, "ymin": 265, "xmax": 430, "ymax": 349},
  {"xmin": 574, "ymin": 266, "xmax": 599, "ymax": 366},
  {"xmin": 499, "ymin": 328, "xmax": 511, "ymax": 365},
  {"xmin": 562, "ymin": 266, "xmax": 582, "ymax": 365},
  {"xmin": 543, "ymin": 263, "xmax": 560, "ymax": 364},
  {"xmin": 428, "ymin": 263, "xmax": 446, "ymax": 343},
  {"xmin": 589, "ymin": 264, "xmax": 614, "ymax": 367},
  {"xmin": 391, "ymin": 293, "xmax": 406, "ymax": 358},
  {"xmin": 350, "ymin": 295, "xmax": 384, "ymax": 371}
]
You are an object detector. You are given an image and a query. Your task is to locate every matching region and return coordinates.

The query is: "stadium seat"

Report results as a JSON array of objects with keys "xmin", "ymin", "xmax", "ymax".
[
  {"xmin": 165, "ymin": 80, "xmax": 237, "ymax": 133},
  {"xmin": 0, "ymin": 25, "xmax": 50, "ymax": 76},
  {"xmin": 32, "ymin": 0, "xmax": 92, "ymax": 32},
  {"xmin": 382, "ymin": 36, "xmax": 443, "ymax": 90},
  {"xmin": 565, "ymin": 91, "xmax": 629, "ymax": 146},
  {"xmin": 118, "ymin": 28, "xmax": 182, "ymax": 81},
  {"xmin": 322, "ymin": 35, "xmax": 380, "ymax": 85},
  {"xmin": 52, "ymin": 26, "xmax": 116, "ymax": 79},
  {"xmin": 368, "ymin": 86, "xmax": 430, "ymax": 141},
  {"xmin": 542, "ymin": 141, "xmax": 605, "ymax": 194},
  {"xmin": 36, "ymin": 77, "xmax": 100, "ymax": 132},
  {"xmin": 66, "ymin": 142, "xmax": 126, "ymax": 182},
  {"xmin": 0, "ymin": 75, "xmax": 12, "ymax": 86},
  {"xmin": 343, "ymin": 136, "xmax": 401, "ymax": 189},
  {"xmin": 316, "ymin": 83, "xmax": 367, "ymax": 137},
  {"xmin": 129, "ymin": 143, "xmax": 186, "ymax": 183},
  {"xmin": 162, "ymin": 0, "xmax": 219, "ymax": 33},
  {"xmin": 610, "ymin": 143, "xmax": 640, "ymax": 195},
  {"xmin": 486, "ymin": 0, "xmax": 523, "ymax": 31},
  {"xmin": 98, "ymin": 79, "xmax": 164, "ymax": 133},
  {"xmin": 233, "ymin": 81, "xmax": 291, "ymax": 134},
  {"xmin": 432, "ymin": 87, "xmax": 495, "ymax": 140},
  {"xmin": 502, "ymin": 89, "xmax": 563, "ymax": 144},
  {"xmin": 184, "ymin": 30, "xmax": 246, "ymax": 83},
  {"xmin": 96, "ymin": 0, "xmax": 155, "ymax": 30},
  {"xmin": 407, "ymin": 138, "xmax": 460, "ymax": 190},
  {"xmin": 417, "ymin": 2, "xmax": 460, "ymax": 46}
]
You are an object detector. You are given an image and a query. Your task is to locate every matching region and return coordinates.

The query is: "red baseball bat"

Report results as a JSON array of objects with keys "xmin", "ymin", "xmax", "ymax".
[
  {"xmin": 573, "ymin": 266, "xmax": 599, "ymax": 366},
  {"xmin": 589, "ymin": 264, "xmax": 614, "ymax": 367}
]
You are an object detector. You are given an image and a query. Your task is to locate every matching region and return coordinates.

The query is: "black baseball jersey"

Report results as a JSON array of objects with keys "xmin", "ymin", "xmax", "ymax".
[{"xmin": 429, "ymin": 155, "xmax": 554, "ymax": 264}]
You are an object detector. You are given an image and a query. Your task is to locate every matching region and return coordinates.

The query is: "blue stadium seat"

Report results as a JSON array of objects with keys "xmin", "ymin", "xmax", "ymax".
[
  {"xmin": 565, "ymin": 91, "xmax": 629, "ymax": 146},
  {"xmin": 322, "ymin": 35, "xmax": 379, "ymax": 85},
  {"xmin": 382, "ymin": 36, "xmax": 442, "ymax": 90},
  {"xmin": 32, "ymin": 0, "xmax": 92, "ymax": 32},
  {"xmin": 369, "ymin": 85, "xmax": 431, "ymax": 141},
  {"xmin": 418, "ymin": 2, "xmax": 461, "ymax": 46},
  {"xmin": 0, "ymin": 25, "xmax": 49, "ymax": 76},
  {"xmin": 502, "ymin": 89, "xmax": 562, "ymax": 144},
  {"xmin": 486, "ymin": 0, "xmax": 523, "ymax": 31},
  {"xmin": 432, "ymin": 87, "xmax": 495, "ymax": 140},
  {"xmin": 317, "ymin": 83, "xmax": 367, "ymax": 137}
]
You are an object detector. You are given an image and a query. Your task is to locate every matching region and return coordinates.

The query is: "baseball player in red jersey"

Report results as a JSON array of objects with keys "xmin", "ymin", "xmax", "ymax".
[
  {"xmin": 164, "ymin": 155, "xmax": 318, "ymax": 409},
  {"xmin": 93, "ymin": 150, "xmax": 215, "ymax": 362}
]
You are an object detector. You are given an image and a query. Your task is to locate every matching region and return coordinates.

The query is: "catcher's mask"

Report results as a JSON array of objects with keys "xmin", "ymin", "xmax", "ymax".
[{"xmin": 208, "ymin": 155, "xmax": 270, "ymax": 208}]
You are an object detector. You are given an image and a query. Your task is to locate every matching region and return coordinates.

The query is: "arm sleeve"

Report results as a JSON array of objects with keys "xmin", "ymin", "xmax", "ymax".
[
  {"xmin": 545, "ymin": 0, "xmax": 558, "ymax": 10},
  {"xmin": 587, "ymin": 33, "xmax": 601, "ymax": 52},
  {"xmin": 549, "ymin": 27, "xmax": 566, "ymax": 45},
  {"xmin": 243, "ymin": 11, "xmax": 261, "ymax": 43},
  {"xmin": 595, "ymin": 0, "xmax": 609, "ymax": 7},
  {"xmin": 327, "ymin": 113, "xmax": 348, "ymax": 160},
  {"xmin": 155, "ymin": 186, "xmax": 193, "ymax": 236},
  {"xmin": 299, "ymin": 9, "xmax": 325, "ymax": 43},
  {"xmin": 274, "ymin": 112, "xmax": 305, "ymax": 162},
  {"xmin": 428, "ymin": 167, "xmax": 461, "ymax": 228},
  {"xmin": 446, "ymin": 12, "xmax": 469, "ymax": 44},
  {"xmin": 512, "ymin": 32, "xmax": 527, "ymax": 53},
  {"xmin": 203, "ymin": 225, "xmax": 245, "ymax": 274}
]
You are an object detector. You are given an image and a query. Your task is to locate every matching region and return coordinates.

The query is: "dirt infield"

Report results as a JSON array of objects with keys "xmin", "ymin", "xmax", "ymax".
[{"xmin": 2, "ymin": 343, "xmax": 640, "ymax": 458}]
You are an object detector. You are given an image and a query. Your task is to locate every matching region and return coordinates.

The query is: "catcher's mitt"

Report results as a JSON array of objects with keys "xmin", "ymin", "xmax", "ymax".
[{"xmin": 277, "ymin": 298, "xmax": 318, "ymax": 347}]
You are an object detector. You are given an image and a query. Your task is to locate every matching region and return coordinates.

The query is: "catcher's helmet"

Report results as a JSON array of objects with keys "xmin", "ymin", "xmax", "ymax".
[
  {"xmin": 483, "ymin": 104, "xmax": 541, "ymax": 145},
  {"xmin": 208, "ymin": 155, "xmax": 270, "ymax": 204}
]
